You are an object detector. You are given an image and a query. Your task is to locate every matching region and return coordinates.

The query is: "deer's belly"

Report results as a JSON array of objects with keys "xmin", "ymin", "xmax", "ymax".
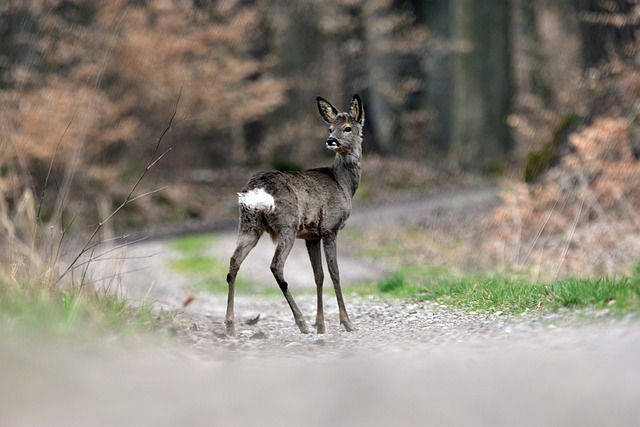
[
  {"xmin": 296, "ymin": 224, "xmax": 321, "ymax": 239},
  {"xmin": 296, "ymin": 217, "xmax": 347, "ymax": 239}
]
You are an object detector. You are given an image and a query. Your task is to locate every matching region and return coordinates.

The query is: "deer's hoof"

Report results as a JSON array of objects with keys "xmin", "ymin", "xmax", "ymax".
[
  {"xmin": 297, "ymin": 322, "xmax": 311, "ymax": 334},
  {"xmin": 341, "ymin": 320, "xmax": 355, "ymax": 332},
  {"xmin": 316, "ymin": 324, "xmax": 327, "ymax": 334},
  {"xmin": 225, "ymin": 320, "xmax": 235, "ymax": 336}
]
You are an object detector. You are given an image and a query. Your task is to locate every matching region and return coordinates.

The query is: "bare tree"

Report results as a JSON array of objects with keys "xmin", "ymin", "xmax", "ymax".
[{"xmin": 450, "ymin": 0, "xmax": 513, "ymax": 172}]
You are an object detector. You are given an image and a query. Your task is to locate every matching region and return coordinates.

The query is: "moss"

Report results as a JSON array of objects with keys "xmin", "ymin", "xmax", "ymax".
[
  {"xmin": 524, "ymin": 143, "xmax": 555, "ymax": 183},
  {"xmin": 524, "ymin": 113, "xmax": 580, "ymax": 183}
]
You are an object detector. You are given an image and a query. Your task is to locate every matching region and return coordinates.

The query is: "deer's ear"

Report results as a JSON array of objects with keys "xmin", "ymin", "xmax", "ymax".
[
  {"xmin": 317, "ymin": 97, "xmax": 338, "ymax": 124},
  {"xmin": 350, "ymin": 94, "xmax": 364, "ymax": 125}
]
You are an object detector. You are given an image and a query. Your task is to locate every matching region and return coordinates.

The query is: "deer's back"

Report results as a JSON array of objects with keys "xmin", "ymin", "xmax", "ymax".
[{"xmin": 243, "ymin": 168, "xmax": 352, "ymax": 239}]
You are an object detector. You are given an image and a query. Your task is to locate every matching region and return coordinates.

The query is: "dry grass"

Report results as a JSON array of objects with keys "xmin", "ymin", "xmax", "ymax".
[{"xmin": 0, "ymin": 89, "xmax": 182, "ymax": 337}]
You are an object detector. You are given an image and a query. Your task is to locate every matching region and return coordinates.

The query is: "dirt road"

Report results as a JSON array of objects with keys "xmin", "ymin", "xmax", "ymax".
[
  {"xmin": 1, "ymin": 188, "xmax": 639, "ymax": 426},
  {"xmin": 2, "ymin": 302, "xmax": 639, "ymax": 427}
]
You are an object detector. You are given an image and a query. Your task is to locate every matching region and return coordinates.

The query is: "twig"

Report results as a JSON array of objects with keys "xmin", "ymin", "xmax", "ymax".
[
  {"xmin": 521, "ymin": 195, "xmax": 560, "ymax": 270},
  {"xmin": 554, "ymin": 178, "xmax": 588, "ymax": 278},
  {"xmin": 58, "ymin": 88, "xmax": 183, "ymax": 283},
  {"xmin": 127, "ymin": 186, "xmax": 168, "ymax": 204},
  {"xmin": 79, "ymin": 244, "xmax": 98, "ymax": 287},
  {"xmin": 46, "ymin": 212, "xmax": 78, "ymax": 287},
  {"xmin": 69, "ymin": 238, "xmax": 153, "ymax": 269},
  {"xmin": 37, "ymin": 107, "xmax": 79, "ymax": 224},
  {"xmin": 81, "ymin": 266, "xmax": 154, "ymax": 289}
]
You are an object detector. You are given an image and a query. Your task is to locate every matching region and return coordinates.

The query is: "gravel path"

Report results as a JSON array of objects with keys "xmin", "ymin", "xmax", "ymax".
[
  {"xmin": 3, "ymin": 293, "xmax": 639, "ymax": 427},
  {"xmin": 3, "ymin": 188, "xmax": 639, "ymax": 426}
]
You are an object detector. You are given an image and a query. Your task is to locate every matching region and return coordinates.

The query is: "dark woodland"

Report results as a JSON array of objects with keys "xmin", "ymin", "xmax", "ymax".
[{"xmin": 2, "ymin": 0, "xmax": 640, "ymax": 231}]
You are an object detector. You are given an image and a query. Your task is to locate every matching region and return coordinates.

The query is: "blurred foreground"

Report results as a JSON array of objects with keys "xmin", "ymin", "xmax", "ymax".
[{"xmin": 1, "ymin": 318, "xmax": 639, "ymax": 427}]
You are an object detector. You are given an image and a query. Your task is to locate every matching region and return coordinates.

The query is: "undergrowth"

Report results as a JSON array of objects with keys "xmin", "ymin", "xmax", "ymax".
[
  {"xmin": 0, "ymin": 278, "xmax": 169, "ymax": 338},
  {"xmin": 0, "ymin": 91, "xmax": 183, "ymax": 339}
]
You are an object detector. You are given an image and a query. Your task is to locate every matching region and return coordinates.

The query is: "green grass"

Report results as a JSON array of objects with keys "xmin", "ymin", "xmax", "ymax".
[
  {"xmin": 168, "ymin": 233, "xmax": 214, "ymax": 253},
  {"xmin": 166, "ymin": 234, "xmax": 640, "ymax": 318},
  {"xmin": 146, "ymin": 233, "xmax": 640, "ymax": 317},
  {"xmin": 351, "ymin": 265, "xmax": 452, "ymax": 298},
  {"xmin": 368, "ymin": 264, "xmax": 640, "ymax": 316},
  {"xmin": 167, "ymin": 233, "xmax": 272, "ymax": 295},
  {"xmin": 0, "ymin": 279, "xmax": 168, "ymax": 337}
]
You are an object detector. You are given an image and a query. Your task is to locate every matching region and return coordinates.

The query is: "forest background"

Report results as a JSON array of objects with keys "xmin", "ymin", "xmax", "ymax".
[{"xmin": 2, "ymin": 0, "xmax": 640, "ymax": 278}]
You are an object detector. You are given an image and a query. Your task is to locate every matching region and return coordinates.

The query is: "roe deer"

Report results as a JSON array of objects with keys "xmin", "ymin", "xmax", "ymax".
[{"xmin": 225, "ymin": 94, "xmax": 365, "ymax": 334}]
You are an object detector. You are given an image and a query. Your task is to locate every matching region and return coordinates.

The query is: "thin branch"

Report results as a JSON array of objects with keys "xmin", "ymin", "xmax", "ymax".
[
  {"xmin": 127, "ymin": 187, "xmax": 168, "ymax": 204},
  {"xmin": 146, "ymin": 149, "xmax": 172, "ymax": 171},
  {"xmin": 99, "ymin": 233, "xmax": 133, "ymax": 244},
  {"xmin": 58, "ymin": 88, "xmax": 183, "ymax": 283},
  {"xmin": 521, "ymin": 195, "xmax": 560, "ymax": 270},
  {"xmin": 79, "ymin": 244, "xmax": 97, "ymax": 287},
  {"xmin": 69, "ymin": 239, "xmax": 154, "ymax": 270},
  {"xmin": 47, "ymin": 212, "xmax": 78, "ymax": 287},
  {"xmin": 76, "ymin": 253, "xmax": 160, "ymax": 266},
  {"xmin": 554, "ymin": 179, "xmax": 588, "ymax": 278},
  {"xmin": 37, "ymin": 107, "xmax": 79, "ymax": 224},
  {"xmin": 81, "ymin": 266, "xmax": 154, "ymax": 289}
]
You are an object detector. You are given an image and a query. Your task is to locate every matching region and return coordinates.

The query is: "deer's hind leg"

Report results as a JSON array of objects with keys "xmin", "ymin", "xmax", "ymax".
[
  {"xmin": 305, "ymin": 239, "xmax": 326, "ymax": 333},
  {"xmin": 271, "ymin": 231, "xmax": 310, "ymax": 334},
  {"xmin": 225, "ymin": 226, "xmax": 261, "ymax": 335}
]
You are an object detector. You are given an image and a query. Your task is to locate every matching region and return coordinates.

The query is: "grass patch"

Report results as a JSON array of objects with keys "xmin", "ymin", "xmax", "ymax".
[
  {"xmin": 0, "ymin": 279, "xmax": 168, "ymax": 337},
  {"xmin": 168, "ymin": 233, "xmax": 270, "ymax": 295},
  {"xmin": 169, "ymin": 234, "xmax": 215, "ymax": 253},
  {"xmin": 374, "ymin": 265, "xmax": 452, "ymax": 298},
  {"xmin": 171, "ymin": 255, "xmax": 219, "ymax": 275},
  {"xmin": 422, "ymin": 276, "xmax": 640, "ymax": 315},
  {"xmin": 0, "ymin": 101, "xmax": 183, "ymax": 339},
  {"xmin": 370, "ymin": 264, "xmax": 640, "ymax": 316}
]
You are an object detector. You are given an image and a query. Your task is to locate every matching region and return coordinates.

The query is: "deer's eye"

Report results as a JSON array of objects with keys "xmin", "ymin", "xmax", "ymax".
[
  {"xmin": 344, "ymin": 126, "xmax": 352, "ymax": 132},
  {"xmin": 328, "ymin": 127, "xmax": 333, "ymax": 133}
]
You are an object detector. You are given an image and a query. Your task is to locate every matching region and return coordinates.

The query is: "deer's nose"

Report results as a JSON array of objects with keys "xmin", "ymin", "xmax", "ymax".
[{"xmin": 326, "ymin": 137, "xmax": 341, "ymax": 148}]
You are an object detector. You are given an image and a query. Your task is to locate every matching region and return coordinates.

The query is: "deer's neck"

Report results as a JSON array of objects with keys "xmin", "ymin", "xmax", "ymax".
[{"xmin": 333, "ymin": 151, "xmax": 362, "ymax": 197}]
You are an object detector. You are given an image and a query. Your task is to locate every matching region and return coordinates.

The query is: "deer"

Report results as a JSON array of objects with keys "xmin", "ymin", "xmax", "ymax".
[{"xmin": 225, "ymin": 94, "xmax": 365, "ymax": 335}]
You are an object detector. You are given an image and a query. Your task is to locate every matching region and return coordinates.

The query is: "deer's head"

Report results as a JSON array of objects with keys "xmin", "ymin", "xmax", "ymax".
[{"xmin": 317, "ymin": 94, "xmax": 364, "ymax": 156}]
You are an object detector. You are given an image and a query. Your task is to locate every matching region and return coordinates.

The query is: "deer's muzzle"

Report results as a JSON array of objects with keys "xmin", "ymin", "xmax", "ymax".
[{"xmin": 326, "ymin": 137, "xmax": 341, "ymax": 149}]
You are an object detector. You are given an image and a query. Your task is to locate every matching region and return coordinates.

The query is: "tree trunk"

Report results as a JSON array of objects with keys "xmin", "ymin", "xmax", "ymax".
[
  {"xmin": 363, "ymin": 0, "xmax": 396, "ymax": 154},
  {"xmin": 423, "ymin": 0, "xmax": 454, "ymax": 155},
  {"xmin": 450, "ymin": 0, "xmax": 513, "ymax": 172},
  {"xmin": 579, "ymin": 0, "xmax": 640, "ymax": 68}
]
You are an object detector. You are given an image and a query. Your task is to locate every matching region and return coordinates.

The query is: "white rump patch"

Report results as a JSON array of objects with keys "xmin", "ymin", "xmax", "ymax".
[{"xmin": 238, "ymin": 188, "xmax": 275, "ymax": 212}]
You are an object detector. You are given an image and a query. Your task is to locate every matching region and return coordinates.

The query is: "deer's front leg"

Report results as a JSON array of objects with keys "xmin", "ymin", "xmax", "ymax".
[
  {"xmin": 305, "ymin": 239, "xmax": 326, "ymax": 334},
  {"xmin": 322, "ymin": 235, "xmax": 355, "ymax": 332}
]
